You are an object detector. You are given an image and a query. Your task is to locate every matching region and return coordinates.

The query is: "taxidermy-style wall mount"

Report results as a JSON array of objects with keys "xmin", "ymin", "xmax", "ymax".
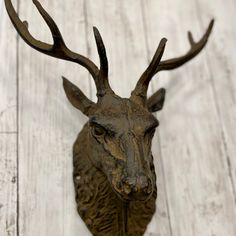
[{"xmin": 5, "ymin": 0, "xmax": 214, "ymax": 235}]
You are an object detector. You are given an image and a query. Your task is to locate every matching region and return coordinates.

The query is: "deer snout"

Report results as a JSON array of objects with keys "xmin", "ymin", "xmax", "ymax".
[{"xmin": 118, "ymin": 175, "xmax": 153, "ymax": 201}]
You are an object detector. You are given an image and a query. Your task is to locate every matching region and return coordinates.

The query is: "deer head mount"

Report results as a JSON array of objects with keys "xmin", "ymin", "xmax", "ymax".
[{"xmin": 5, "ymin": 0, "xmax": 214, "ymax": 235}]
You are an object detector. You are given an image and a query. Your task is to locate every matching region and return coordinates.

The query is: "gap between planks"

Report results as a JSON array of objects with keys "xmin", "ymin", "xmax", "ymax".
[{"xmin": 139, "ymin": 1, "xmax": 173, "ymax": 235}]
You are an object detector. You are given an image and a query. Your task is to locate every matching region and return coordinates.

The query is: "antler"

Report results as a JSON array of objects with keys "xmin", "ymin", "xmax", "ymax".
[
  {"xmin": 156, "ymin": 19, "xmax": 214, "ymax": 72},
  {"xmin": 131, "ymin": 19, "xmax": 214, "ymax": 105},
  {"xmin": 4, "ymin": 0, "xmax": 113, "ymax": 97},
  {"xmin": 131, "ymin": 38, "xmax": 167, "ymax": 102}
]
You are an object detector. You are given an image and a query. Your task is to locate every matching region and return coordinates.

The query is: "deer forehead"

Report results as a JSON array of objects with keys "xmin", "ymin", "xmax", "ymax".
[{"xmin": 90, "ymin": 97, "xmax": 158, "ymax": 133}]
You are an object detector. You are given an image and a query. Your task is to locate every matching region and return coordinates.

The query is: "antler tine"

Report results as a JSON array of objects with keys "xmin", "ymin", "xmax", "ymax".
[
  {"xmin": 131, "ymin": 19, "xmax": 214, "ymax": 107},
  {"xmin": 93, "ymin": 27, "xmax": 114, "ymax": 96},
  {"xmin": 93, "ymin": 27, "xmax": 108, "ymax": 77},
  {"xmin": 32, "ymin": 0, "xmax": 65, "ymax": 48},
  {"xmin": 5, "ymin": 0, "xmax": 50, "ymax": 51},
  {"xmin": 156, "ymin": 19, "xmax": 214, "ymax": 72},
  {"xmin": 4, "ymin": 0, "xmax": 101, "ymax": 87},
  {"xmin": 131, "ymin": 38, "xmax": 167, "ymax": 104}
]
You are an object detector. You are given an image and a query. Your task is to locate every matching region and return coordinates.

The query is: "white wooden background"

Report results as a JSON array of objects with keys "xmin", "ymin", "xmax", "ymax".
[{"xmin": 0, "ymin": 0, "xmax": 236, "ymax": 235}]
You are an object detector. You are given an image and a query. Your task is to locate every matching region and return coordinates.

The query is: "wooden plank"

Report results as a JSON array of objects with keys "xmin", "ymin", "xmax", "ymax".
[
  {"xmin": 195, "ymin": 0, "xmax": 236, "ymax": 207},
  {"xmin": 18, "ymin": 0, "xmax": 91, "ymax": 235},
  {"xmin": 142, "ymin": 0, "xmax": 236, "ymax": 235},
  {"xmin": 85, "ymin": 0, "xmax": 148, "ymax": 99},
  {"xmin": 0, "ymin": 0, "xmax": 17, "ymax": 132},
  {"xmin": 0, "ymin": 1, "xmax": 18, "ymax": 235},
  {"xmin": 85, "ymin": 1, "xmax": 171, "ymax": 235},
  {"xmin": 0, "ymin": 134, "xmax": 17, "ymax": 236}
]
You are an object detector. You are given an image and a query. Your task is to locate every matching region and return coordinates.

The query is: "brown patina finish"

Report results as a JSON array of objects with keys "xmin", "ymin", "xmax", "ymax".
[{"xmin": 5, "ymin": 0, "xmax": 214, "ymax": 235}]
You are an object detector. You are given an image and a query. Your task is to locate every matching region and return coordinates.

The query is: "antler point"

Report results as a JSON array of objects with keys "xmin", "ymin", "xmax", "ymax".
[
  {"xmin": 162, "ymin": 37, "xmax": 167, "ymax": 42},
  {"xmin": 62, "ymin": 76, "xmax": 71, "ymax": 86},
  {"xmin": 159, "ymin": 88, "xmax": 166, "ymax": 94},
  {"xmin": 93, "ymin": 26, "xmax": 98, "ymax": 31},
  {"xmin": 23, "ymin": 21, "xmax": 28, "ymax": 28},
  {"xmin": 209, "ymin": 19, "xmax": 215, "ymax": 31},
  {"xmin": 188, "ymin": 31, "xmax": 195, "ymax": 45},
  {"xmin": 93, "ymin": 26, "xmax": 101, "ymax": 39},
  {"xmin": 62, "ymin": 76, "xmax": 70, "ymax": 83}
]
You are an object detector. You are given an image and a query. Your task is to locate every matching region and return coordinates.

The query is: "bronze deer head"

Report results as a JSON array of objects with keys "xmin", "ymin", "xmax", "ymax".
[{"xmin": 5, "ymin": 0, "xmax": 214, "ymax": 235}]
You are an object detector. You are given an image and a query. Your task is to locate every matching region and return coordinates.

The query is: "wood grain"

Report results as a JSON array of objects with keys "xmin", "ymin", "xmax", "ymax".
[
  {"xmin": 0, "ymin": 0, "xmax": 17, "ymax": 132},
  {"xmin": 142, "ymin": 0, "xmax": 236, "ymax": 235},
  {"xmin": 0, "ymin": 134, "xmax": 17, "ymax": 236},
  {"xmin": 0, "ymin": 1, "xmax": 18, "ymax": 235},
  {"xmin": 18, "ymin": 0, "xmax": 90, "ymax": 235},
  {"xmin": 196, "ymin": 0, "xmax": 236, "ymax": 208}
]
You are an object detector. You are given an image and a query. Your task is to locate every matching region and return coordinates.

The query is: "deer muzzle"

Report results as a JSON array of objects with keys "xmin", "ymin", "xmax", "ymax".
[
  {"xmin": 117, "ymin": 174, "xmax": 153, "ymax": 201},
  {"xmin": 111, "ymin": 133, "xmax": 154, "ymax": 201}
]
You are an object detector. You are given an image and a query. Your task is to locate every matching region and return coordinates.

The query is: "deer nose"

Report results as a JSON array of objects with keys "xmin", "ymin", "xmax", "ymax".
[{"xmin": 121, "ymin": 175, "xmax": 153, "ymax": 200}]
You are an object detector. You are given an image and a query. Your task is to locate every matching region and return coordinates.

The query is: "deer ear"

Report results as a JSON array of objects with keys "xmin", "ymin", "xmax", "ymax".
[
  {"xmin": 62, "ymin": 76, "xmax": 96, "ymax": 116},
  {"xmin": 147, "ymin": 88, "xmax": 166, "ymax": 112}
]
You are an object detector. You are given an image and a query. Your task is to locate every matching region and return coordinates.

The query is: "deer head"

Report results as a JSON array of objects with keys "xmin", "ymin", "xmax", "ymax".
[{"xmin": 5, "ymin": 0, "xmax": 214, "ymax": 202}]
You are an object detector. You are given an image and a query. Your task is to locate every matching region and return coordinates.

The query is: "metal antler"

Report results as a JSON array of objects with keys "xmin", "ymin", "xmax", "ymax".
[
  {"xmin": 4, "ymin": 0, "xmax": 113, "ymax": 98},
  {"xmin": 131, "ymin": 19, "xmax": 214, "ymax": 104}
]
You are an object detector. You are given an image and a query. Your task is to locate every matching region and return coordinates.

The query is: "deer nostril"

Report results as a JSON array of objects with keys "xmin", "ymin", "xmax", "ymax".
[
  {"xmin": 121, "ymin": 176, "xmax": 152, "ymax": 196},
  {"xmin": 123, "ymin": 183, "xmax": 132, "ymax": 195},
  {"xmin": 137, "ymin": 176, "xmax": 151, "ymax": 191},
  {"xmin": 148, "ymin": 185, "xmax": 152, "ymax": 194},
  {"xmin": 145, "ymin": 182, "xmax": 153, "ymax": 194},
  {"xmin": 125, "ymin": 177, "xmax": 136, "ymax": 186},
  {"xmin": 121, "ymin": 177, "xmax": 135, "ymax": 195}
]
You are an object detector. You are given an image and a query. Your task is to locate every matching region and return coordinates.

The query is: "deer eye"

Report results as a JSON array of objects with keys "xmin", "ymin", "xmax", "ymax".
[{"xmin": 92, "ymin": 125, "xmax": 106, "ymax": 136}]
